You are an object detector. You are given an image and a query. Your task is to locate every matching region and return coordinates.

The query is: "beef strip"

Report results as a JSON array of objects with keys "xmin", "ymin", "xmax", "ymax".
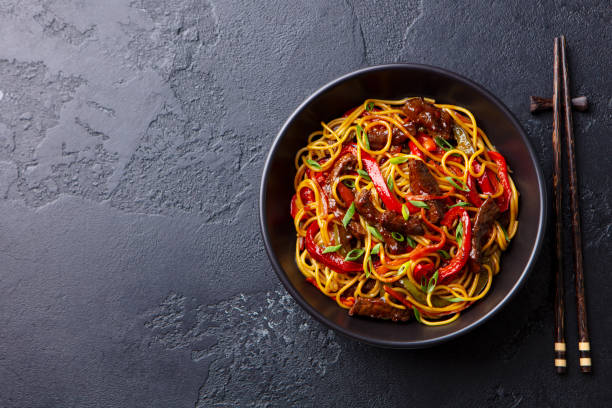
[
  {"xmin": 349, "ymin": 297, "xmax": 412, "ymax": 322},
  {"xmin": 380, "ymin": 211, "xmax": 424, "ymax": 236},
  {"xmin": 354, "ymin": 188, "xmax": 380, "ymax": 226},
  {"xmin": 333, "ymin": 206, "xmax": 366, "ymax": 240},
  {"xmin": 401, "ymin": 97, "xmax": 454, "ymax": 140},
  {"xmin": 380, "ymin": 229, "xmax": 407, "ymax": 255},
  {"xmin": 366, "ymin": 126, "xmax": 410, "ymax": 150},
  {"xmin": 354, "ymin": 188, "xmax": 415, "ymax": 255},
  {"xmin": 329, "ymin": 153, "xmax": 357, "ymax": 184},
  {"xmin": 407, "ymin": 159, "xmax": 447, "ymax": 223},
  {"xmin": 470, "ymin": 197, "xmax": 500, "ymax": 267}
]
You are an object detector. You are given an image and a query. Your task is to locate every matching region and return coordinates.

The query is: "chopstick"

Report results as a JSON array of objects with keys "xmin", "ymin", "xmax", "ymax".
[
  {"xmin": 551, "ymin": 37, "xmax": 567, "ymax": 374},
  {"xmin": 559, "ymin": 35, "xmax": 592, "ymax": 373}
]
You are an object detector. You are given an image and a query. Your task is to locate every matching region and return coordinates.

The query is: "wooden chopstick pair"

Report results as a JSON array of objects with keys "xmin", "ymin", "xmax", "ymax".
[{"xmin": 550, "ymin": 36, "xmax": 591, "ymax": 374}]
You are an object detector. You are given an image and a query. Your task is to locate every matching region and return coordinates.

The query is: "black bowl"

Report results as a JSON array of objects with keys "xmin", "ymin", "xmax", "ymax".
[{"xmin": 259, "ymin": 64, "xmax": 547, "ymax": 348}]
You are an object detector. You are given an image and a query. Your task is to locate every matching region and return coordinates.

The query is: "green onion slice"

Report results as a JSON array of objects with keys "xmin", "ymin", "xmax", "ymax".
[
  {"xmin": 342, "ymin": 202, "xmax": 356, "ymax": 228},
  {"xmin": 389, "ymin": 156, "xmax": 409, "ymax": 165},
  {"xmin": 426, "ymin": 270, "xmax": 439, "ymax": 294},
  {"xmin": 448, "ymin": 201, "xmax": 470, "ymax": 208},
  {"xmin": 445, "ymin": 176, "xmax": 470, "ymax": 192},
  {"xmin": 405, "ymin": 235, "xmax": 417, "ymax": 248},
  {"xmin": 500, "ymin": 224, "xmax": 510, "ymax": 242},
  {"xmin": 370, "ymin": 243, "xmax": 381, "ymax": 255},
  {"xmin": 387, "ymin": 174, "xmax": 394, "ymax": 191},
  {"xmin": 342, "ymin": 179, "xmax": 356, "ymax": 189},
  {"xmin": 391, "ymin": 231, "xmax": 404, "ymax": 242},
  {"xmin": 305, "ymin": 159, "xmax": 322, "ymax": 171},
  {"xmin": 434, "ymin": 136, "xmax": 454, "ymax": 151},
  {"xmin": 437, "ymin": 249, "xmax": 451, "ymax": 260},
  {"xmin": 408, "ymin": 200, "xmax": 429, "ymax": 209},
  {"xmin": 356, "ymin": 169, "xmax": 371, "ymax": 181},
  {"xmin": 456, "ymin": 221, "xmax": 463, "ymax": 246},
  {"xmin": 413, "ymin": 307, "xmax": 422, "ymax": 323},
  {"xmin": 367, "ymin": 225, "xmax": 383, "ymax": 241},
  {"xmin": 402, "ymin": 204, "xmax": 410, "ymax": 220},
  {"xmin": 322, "ymin": 244, "xmax": 342, "ymax": 254},
  {"xmin": 344, "ymin": 248, "xmax": 365, "ymax": 261}
]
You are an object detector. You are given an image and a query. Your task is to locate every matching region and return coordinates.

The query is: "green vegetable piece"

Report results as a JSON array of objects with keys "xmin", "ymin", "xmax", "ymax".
[
  {"xmin": 389, "ymin": 156, "xmax": 409, "ymax": 165},
  {"xmin": 413, "ymin": 308, "xmax": 422, "ymax": 323},
  {"xmin": 408, "ymin": 200, "xmax": 430, "ymax": 209},
  {"xmin": 387, "ymin": 174, "xmax": 394, "ymax": 191},
  {"xmin": 437, "ymin": 249, "xmax": 451, "ymax": 260},
  {"xmin": 426, "ymin": 270, "xmax": 439, "ymax": 294},
  {"xmin": 370, "ymin": 243, "xmax": 381, "ymax": 255},
  {"xmin": 342, "ymin": 202, "xmax": 356, "ymax": 228},
  {"xmin": 453, "ymin": 125, "xmax": 475, "ymax": 155},
  {"xmin": 391, "ymin": 231, "xmax": 404, "ymax": 242},
  {"xmin": 344, "ymin": 248, "xmax": 365, "ymax": 261},
  {"xmin": 367, "ymin": 225, "xmax": 383, "ymax": 241},
  {"xmin": 445, "ymin": 176, "xmax": 470, "ymax": 192},
  {"xmin": 456, "ymin": 221, "xmax": 463, "ymax": 247},
  {"xmin": 434, "ymin": 136, "xmax": 454, "ymax": 152},
  {"xmin": 402, "ymin": 204, "xmax": 410, "ymax": 220},
  {"xmin": 448, "ymin": 201, "xmax": 470, "ymax": 208},
  {"xmin": 322, "ymin": 244, "xmax": 342, "ymax": 254},
  {"xmin": 306, "ymin": 159, "xmax": 322, "ymax": 171},
  {"xmin": 343, "ymin": 179, "xmax": 356, "ymax": 189},
  {"xmin": 356, "ymin": 169, "xmax": 371, "ymax": 181},
  {"xmin": 405, "ymin": 235, "xmax": 417, "ymax": 248}
]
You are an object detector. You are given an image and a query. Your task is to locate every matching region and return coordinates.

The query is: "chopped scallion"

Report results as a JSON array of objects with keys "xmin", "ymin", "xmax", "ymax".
[
  {"xmin": 322, "ymin": 244, "xmax": 342, "ymax": 254},
  {"xmin": 344, "ymin": 248, "xmax": 364, "ymax": 261},
  {"xmin": 342, "ymin": 202, "xmax": 356, "ymax": 228},
  {"xmin": 408, "ymin": 200, "xmax": 429, "ymax": 209},
  {"xmin": 402, "ymin": 204, "xmax": 410, "ymax": 220},
  {"xmin": 305, "ymin": 159, "xmax": 322, "ymax": 171},
  {"xmin": 367, "ymin": 225, "xmax": 383, "ymax": 241}
]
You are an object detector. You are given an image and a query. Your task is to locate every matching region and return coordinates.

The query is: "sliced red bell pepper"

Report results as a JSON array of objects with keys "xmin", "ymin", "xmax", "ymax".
[
  {"xmin": 438, "ymin": 207, "xmax": 472, "ymax": 284},
  {"xmin": 346, "ymin": 145, "xmax": 412, "ymax": 214},
  {"xmin": 383, "ymin": 285, "xmax": 414, "ymax": 310},
  {"xmin": 416, "ymin": 133, "xmax": 437, "ymax": 152},
  {"xmin": 473, "ymin": 161, "xmax": 495, "ymax": 195},
  {"xmin": 300, "ymin": 187, "xmax": 315, "ymax": 204},
  {"xmin": 465, "ymin": 172, "xmax": 482, "ymax": 207},
  {"xmin": 409, "ymin": 141, "xmax": 425, "ymax": 159},
  {"xmin": 305, "ymin": 222, "xmax": 363, "ymax": 274},
  {"xmin": 412, "ymin": 263, "xmax": 435, "ymax": 283},
  {"xmin": 487, "ymin": 151, "xmax": 512, "ymax": 212},
  {"xmin": 337, "ymin": 183, "xmax": 354, "ymax": 207}
]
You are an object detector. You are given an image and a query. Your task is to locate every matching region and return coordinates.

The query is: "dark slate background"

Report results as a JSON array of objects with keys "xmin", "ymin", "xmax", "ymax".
[{"xmin": 0, "ymin": 1, "xmax": 610, "ymax": 406}]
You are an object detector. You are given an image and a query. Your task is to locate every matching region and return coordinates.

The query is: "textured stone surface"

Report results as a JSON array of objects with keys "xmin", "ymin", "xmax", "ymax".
[{"xmin": 0, "ymin": 1, "xmax": 610, "ymax": 407}]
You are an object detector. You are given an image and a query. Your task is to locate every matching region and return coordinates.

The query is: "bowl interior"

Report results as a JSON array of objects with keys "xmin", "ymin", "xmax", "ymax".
[{"xmin": 260, "ymin": 64, "xmax": 546, "ymax": 348}]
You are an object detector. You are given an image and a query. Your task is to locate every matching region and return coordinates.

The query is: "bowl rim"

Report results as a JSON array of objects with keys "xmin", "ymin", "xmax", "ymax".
[{"xmin": 259, "ymin": 63, "xmax": 547, "ymax": 348}]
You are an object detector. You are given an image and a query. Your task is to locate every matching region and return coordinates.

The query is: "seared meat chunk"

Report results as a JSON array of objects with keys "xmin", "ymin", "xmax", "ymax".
[
  {"xmin": 470, "ymin": 197, "xmax": 500, "ymax": 267},
  {"xmin": 354, "ymin": 188, "xmax": 380, "ymax": 225},
  {"xmin": 401, "ymin": 97, "xmax": 454, "ymax": 140},
  {"xmin": 333, "ymin": 206, "xmax": 366, "ymax": 240},
  {"xmin": 366, "ymin": 126, "xmax": 409, "ymax": 150},
  {"xmin": 349, "ymin": 297, "xmax": 412, "ymax": 322},
  {"xmin": 380, "ymin": 211, "xmax": 424, "ymax": 236},
  {"xmin": 407, "ymin": 159, "xmax": 447, "ymax": 223},
  {"xmin": 354, "ymin": 189, "xmax": 411, "ymax": 255},
  {"xmin": 329, "ymin": 153, "xmax": 357, "ymax": 183},
  {"xmin": 380, "ymin": 228, "xmax": 407, "ymax": 255}
]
